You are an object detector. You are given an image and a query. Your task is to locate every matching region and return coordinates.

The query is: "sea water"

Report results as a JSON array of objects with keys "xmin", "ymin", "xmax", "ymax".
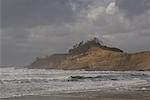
[{"xmin": 0, "ymin": 67, "xmax": 150, "ymax": 98}]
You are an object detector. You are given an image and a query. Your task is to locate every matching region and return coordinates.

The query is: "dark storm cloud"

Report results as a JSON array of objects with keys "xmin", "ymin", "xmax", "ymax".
[
  {"xmin": 116, "ymin": 0, "xmax": 150, "ymax": 17},
  {"xmin": 2, "ymin": 0, "xmax": 77, "ymax": 28},
  {"xmin": 1, "ymin": 0, "xmax": 81, "ymax": 65},
  {"xmin": 1, "ymin": 0, "xmax": 150, "ymax": 66}
]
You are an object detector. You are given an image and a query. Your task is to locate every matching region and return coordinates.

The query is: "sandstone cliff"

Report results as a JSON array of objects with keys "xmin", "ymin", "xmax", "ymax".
[
  {"xmin": 60, "ymin": 47, "xmax": 150, "ymax": 70},
  {"xmin": 28, "ymin": 38, "xmax": 150, "ymax": 70}
]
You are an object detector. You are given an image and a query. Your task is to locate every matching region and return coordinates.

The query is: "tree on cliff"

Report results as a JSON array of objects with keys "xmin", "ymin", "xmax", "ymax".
[
  {"xmin": 68, "ymin": 37, "xmax": 123, "ymax": 55},
  {"xmin": 68, "ymin": 37, "xmax": 103, "ymax": 55}
]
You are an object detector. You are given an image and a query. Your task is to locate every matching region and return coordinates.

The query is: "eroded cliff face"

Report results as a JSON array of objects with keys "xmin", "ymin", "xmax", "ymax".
[
  {"xmin": 59, "ymin": 47, "xmax": 150, "ymax": 71},
  {"xmin": 28, "ymin": 47, "xmax": 150, "ymax": 70},
  {"xmin": 28, "ymin": 38, "xmax": 150, "ymax": 70}
]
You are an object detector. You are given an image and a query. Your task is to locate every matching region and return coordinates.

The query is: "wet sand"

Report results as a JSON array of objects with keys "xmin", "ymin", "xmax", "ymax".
[{"xmin": 1, "ymin": 90, "xmax": 150, "ymax": 100}]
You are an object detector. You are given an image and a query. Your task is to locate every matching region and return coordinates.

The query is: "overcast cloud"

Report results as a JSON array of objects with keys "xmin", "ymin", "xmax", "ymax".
[{"xmin": 1, "ymin": 0, "xmax": 150, "ymax": 66}]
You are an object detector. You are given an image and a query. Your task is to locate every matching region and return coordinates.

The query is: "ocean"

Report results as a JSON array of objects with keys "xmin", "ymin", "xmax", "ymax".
[{"xmin": 0, "ymin": 67, "xmax": 150, "ymax": 99}]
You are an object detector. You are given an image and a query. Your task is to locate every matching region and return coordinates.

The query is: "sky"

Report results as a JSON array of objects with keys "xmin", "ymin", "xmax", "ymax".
[{"xmin": 1, "ymin": 0, "xmax": 150, "ymax": 66}]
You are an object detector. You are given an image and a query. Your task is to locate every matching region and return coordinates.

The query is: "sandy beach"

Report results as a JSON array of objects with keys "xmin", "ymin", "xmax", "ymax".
[{"xmin": 2, "ymin": 89, "xmax": 150, "ymax": 100}]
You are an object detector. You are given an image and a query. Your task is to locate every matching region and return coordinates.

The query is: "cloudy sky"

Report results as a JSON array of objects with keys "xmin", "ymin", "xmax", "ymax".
[{"xmin": 1, "ymin": 0, "xmax": 150, "ymax": 66}]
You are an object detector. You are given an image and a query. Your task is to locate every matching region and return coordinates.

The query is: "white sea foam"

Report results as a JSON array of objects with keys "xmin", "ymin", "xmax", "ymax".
[{"xmin": 0, "ymin": 67, "xmax": 150, "ymax": 98}]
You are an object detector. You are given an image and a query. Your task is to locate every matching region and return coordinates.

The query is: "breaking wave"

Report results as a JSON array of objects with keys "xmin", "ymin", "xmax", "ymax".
[{"xmin": 0, "ymin": 67, "xmax": 150, "ymax": 98}]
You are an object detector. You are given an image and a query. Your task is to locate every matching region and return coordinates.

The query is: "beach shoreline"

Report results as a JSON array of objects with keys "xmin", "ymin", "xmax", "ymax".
[
  {"xmin": 1, "ymin": 68, "xmax": 150, "ymax": 100},
  {"xmin": 1, "ymin": 89, "xmax": 150, "ymax": 100}
]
